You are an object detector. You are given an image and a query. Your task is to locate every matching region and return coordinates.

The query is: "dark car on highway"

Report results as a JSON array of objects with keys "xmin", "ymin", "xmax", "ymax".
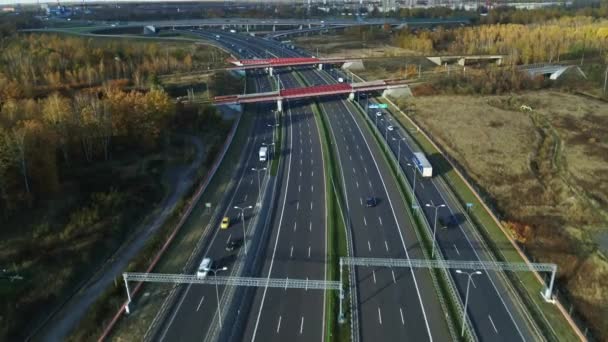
[
  {"xmin": 225, "ymin": 240, "xmax": 240, "ymax": 252},
  {"xmin": 365, "ymin": 197, "xmax": 377, "ymax": 207}
]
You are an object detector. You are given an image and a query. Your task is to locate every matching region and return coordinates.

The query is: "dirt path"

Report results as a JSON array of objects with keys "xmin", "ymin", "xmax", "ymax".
[{"xmin": 33, "ymin": 135, "xmax": 206, "ymax": 342}]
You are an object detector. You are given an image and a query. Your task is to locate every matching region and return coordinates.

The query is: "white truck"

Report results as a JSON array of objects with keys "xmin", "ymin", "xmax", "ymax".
[
  {"xmin": 196, "ymin": 257, "xmax": 212, "ymax": 278},
  {"xmin": 412, "ymin": 152, "xmax": 433, "ymax": 178},
  {"xmin": 229, "ymin": 29, "xmax": 236, "ymax": 33},
  {"xmin": 259, "ymin": 146, "xmax": 268, "ymax": 162}
]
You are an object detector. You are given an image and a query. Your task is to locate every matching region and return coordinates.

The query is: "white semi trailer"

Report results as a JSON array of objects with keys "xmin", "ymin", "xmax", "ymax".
[{"xmin": 412, "ymin": 152, "xmax": 433, "ymax": 178}]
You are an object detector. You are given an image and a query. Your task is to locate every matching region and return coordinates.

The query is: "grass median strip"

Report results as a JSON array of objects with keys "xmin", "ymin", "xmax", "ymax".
[
  {"xmin": 312, "ymin": 102, "xmax": 351, "ymax": 342},
  {"xmin": 384, "ymin": 97, "xmax": 581, "ymax": 342}
]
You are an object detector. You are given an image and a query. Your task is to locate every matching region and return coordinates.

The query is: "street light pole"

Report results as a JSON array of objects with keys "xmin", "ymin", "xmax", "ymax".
[
  {"xmin": 233, "ymin": 205, "xmax": 253, "ymax": 253},
  {"xmin": 392, "ymin": 137, "xmax": 406, "ymax": 163},
  {"xmin": 406, "ymin": 162, "xmax": 418, "ymax": 197},
  {"xmin": 251, "ymin": 167, "xmax": 267, "ymax": 198},
  {"xmin": 210, "ymin": 266, "xmax": 229, "ymax": 329},
  {"xmin": 456, "ymin": 270, "xmax": 482, "ymax": 337},
  {"xmin": 425, "ymin": 203, "xmax": 446, "ymax": 258}
]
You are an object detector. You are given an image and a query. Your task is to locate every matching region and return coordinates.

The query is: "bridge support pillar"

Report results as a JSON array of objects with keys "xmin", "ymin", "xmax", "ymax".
[
  {"xmin": 273, "ymin": 25, "xmax": 276, "ymax": 32},
  {"xmin": 268, "ymin": 67, "xmax": 274, "ymax": 77},
  {"xmin": 299, "ymin": 25, "xmax": 303, "ymax": 30},
  {"xmin": 309, "ymin": 23, "xmax": 312, "ymax": 29},
  {"xmin": 348, "ymin": 92, "xmax": 355, "ymax": 101},
  {"xmin": 246, "ymin": 24, "xmax": 249, "ymax": 32},
  {"xmin": 277, "ymin": 99, "xmax": 283, "ymax": 113},
  {"xmin": 318, "ymin": 63, "xmax": 323, "ymax": 71}
]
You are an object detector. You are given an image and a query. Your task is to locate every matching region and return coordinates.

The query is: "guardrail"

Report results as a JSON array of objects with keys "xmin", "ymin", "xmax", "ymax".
[{"xmin": 350, "ymin": 99, "xmax": 475, "ymax": 342}]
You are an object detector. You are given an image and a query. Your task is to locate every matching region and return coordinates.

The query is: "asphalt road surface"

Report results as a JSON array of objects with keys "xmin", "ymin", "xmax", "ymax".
[{"xmin": 154, "ymin": 28, "xmax": 537, "ymax": 342}]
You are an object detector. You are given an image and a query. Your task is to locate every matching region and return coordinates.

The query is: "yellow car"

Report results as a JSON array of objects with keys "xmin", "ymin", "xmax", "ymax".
[{"xmin": 220, "ymin": 217, "xmax": 230, "ymax": 229}]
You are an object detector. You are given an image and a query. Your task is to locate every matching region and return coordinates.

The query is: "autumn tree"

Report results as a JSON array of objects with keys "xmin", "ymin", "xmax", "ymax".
[{"xmin": 42, "ymin": 93, "xmax": 72, "ymax": 164}]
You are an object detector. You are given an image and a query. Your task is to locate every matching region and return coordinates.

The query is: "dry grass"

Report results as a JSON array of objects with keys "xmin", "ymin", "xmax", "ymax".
[
  {"xmin": 406, "ymin": 91, "xmax": 608, "ymax": 339},
  {"xmin": 293, "ymin": 34, "xmax": 418, "ymax": 58}
]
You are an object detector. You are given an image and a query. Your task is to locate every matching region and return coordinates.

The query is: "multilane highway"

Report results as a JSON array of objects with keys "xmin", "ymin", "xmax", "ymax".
[
  {"xmin": 208, "ymin": 30, "xmax": 538, "ymax": 342},
  {"xmin": 153, "ymin": 67, "xmax": 278, "ymax": 341},
  {"xmin": 208, "ymin": 32, "xmax": 329, "ymax": 342},
  {"xmin": 205, "ymin": 31, "xmax": 452, "ymax": 342}
]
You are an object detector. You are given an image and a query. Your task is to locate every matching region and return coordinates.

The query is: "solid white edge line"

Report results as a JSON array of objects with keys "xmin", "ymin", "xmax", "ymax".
[{"xmin": 345, "ymin": 100, "xmax": 435, "ymax": 342}]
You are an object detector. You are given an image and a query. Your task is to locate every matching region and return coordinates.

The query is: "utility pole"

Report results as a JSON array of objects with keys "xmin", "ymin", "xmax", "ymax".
[
  {"xmin": 456, "ymin": 270, "xmax": 482, "ymax": 337},
  {"xmin": 233, "ymin": 206, "xmax": 253, "ymax": 253},
  {"xmin": 425, "ymin": 203, "xmax": 446, "ymax": 258}
]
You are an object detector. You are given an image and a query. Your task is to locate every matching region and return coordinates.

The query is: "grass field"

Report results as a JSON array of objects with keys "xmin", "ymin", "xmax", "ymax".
[
  {"xmin": 293, "ymin": 33, "xmax": 418, "ymax": 59},
  {"xmin": 399, "ymin": 91, "xmax": 608, "ymax": 340}
]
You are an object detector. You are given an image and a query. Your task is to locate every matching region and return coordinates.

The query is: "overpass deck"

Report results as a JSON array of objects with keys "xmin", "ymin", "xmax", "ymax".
[
  {"xmin": 214, "ymin": 79, "xmax": 409, "ymax": 105},
  {"xmin": 226, "ymin": 57, "xmax": 360, "ymax": 70}
]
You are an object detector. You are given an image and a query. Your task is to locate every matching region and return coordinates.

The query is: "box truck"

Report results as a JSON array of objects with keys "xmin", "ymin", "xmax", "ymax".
[{"xmin": 412, "ymin": 152, "xmax": 433, "ymax": 177}]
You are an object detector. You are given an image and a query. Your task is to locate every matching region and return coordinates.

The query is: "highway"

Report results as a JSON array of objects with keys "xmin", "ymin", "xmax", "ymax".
[
  {"xmin": 359, "ymin": 96, "xmax": 537, "ymax": 341},
  {"xmin": 152, "ymin": 27, "xmax": 537, "ymax": 342},
  {"xmin": 206, "ymin": 30, "xmax": 538, "ymax": 342},
  {"xmin": 206, "ymin": 32, "xmax": 329, "ymax": 342},
  {"xmin": 206, "ymin": 31, "xmax": 452, "ymax": 342},
  {"xmin": 152, "ymin": 66, "xmax": 279, "ymax": 341}
]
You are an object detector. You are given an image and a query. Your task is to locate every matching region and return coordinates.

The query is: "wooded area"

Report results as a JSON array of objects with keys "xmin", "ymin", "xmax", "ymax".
[
  {"xmin": 0, "ymin": 34, "xmax": 225, "ymax": 99},
  {"xmin": 0, "ymin": 32, "xmax": 232, "ymax": 340},
  {"xmin": 393, "ymin": 17, "xmax": 608, "ymax": 64}
]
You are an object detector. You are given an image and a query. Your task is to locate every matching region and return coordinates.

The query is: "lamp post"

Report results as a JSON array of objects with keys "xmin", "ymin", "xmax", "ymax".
[
  {"xmin": 425, "ymin": 203, "xmax": 446, "ymax": 258},
  {"xmin": 251, "ymin": 167, "xmax": 267, "ymax": 198},
  {"xmin": 384, "ymin": 124, "xmax": 390, "ymax": 141},
  {"xmin": 210, "ymin": 266, "xmax": 228, "ymax": 329},
  {"xmin": 406, "ymin": 162, "xmax": 418, "ymax": 197},
  {"xmin": 455, "ymin": 270, "xmax": 482, "ymax": 337},
  {"xmin": 233, "ymin": 205, "xmax": 253, "ymax": 253},
  {"xmin": 392, "ymin": 137, "xmax": 406, "ymax": 163}
]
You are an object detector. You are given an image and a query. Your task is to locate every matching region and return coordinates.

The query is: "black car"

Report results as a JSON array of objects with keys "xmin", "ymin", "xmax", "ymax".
[
  {"xmin": 225, "ymin": 240, "xmax": 240, "ymax": 252},
  {"xmin": 365, "ymin": 197, "xmax": 377, "ymax": 208},
  {"xmin": 439, "ymin": 213, "xmax": 462, "ymax": 228}
]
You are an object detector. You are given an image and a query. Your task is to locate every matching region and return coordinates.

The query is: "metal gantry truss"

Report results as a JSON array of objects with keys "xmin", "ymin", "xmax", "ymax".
[
  {"xmin": 340, "ymin": 257, "xmax": 558, "ymax": 302},
  {"xmin": 122, "ymin": 257, "xmax": 557, "ymax": 326},
  {"xmin": 121, "ymin": 273, "xmax": 341, "ymax": 314},
  {"xmin": 123, "ymin": 272, "xmax": 340, "ymax": 290}
]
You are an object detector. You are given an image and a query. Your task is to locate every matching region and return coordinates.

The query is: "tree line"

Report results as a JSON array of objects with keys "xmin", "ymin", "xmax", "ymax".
[
  {"xmin": 0, "ymin": 34, "xmax": 225, "ymax": 99},
  {"xmin": 0, "ymin": 87, "xmax": 175, "ymax": 216},
  {"xmin": 0, "ymin": 33, "xmax": 235, "ymax": 217},
  {"xmin": 392, "ymin": 17, "xmax": 608, "ymax": 64}
]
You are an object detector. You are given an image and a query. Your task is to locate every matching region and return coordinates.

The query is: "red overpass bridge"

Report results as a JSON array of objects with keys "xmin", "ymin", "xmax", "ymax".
[
  {"xmin": 214, "ymin": 79, "xmax": 409, "ymax": 111},
  {"xmin": 226, "ymin": 57, "xmax": 362, "ymax": 74}
]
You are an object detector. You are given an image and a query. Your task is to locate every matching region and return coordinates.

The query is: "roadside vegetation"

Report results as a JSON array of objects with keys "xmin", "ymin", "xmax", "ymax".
[
  {"xmin": 395, "ymin": 92, "xmax": 608, "ymax": 340},
  {"xmin": 0, "ymin": 28, "xmax": 232, "ymax": 340}
]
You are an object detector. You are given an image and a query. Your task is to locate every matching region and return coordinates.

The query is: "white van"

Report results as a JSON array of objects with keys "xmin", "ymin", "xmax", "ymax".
[
  {"xmin": 197, "ymin": 257, "xmax": 212, "ymax": 278},
  {"xmin": 259, "ymin": 146, "xmax": 268, "ymax": 162}
]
